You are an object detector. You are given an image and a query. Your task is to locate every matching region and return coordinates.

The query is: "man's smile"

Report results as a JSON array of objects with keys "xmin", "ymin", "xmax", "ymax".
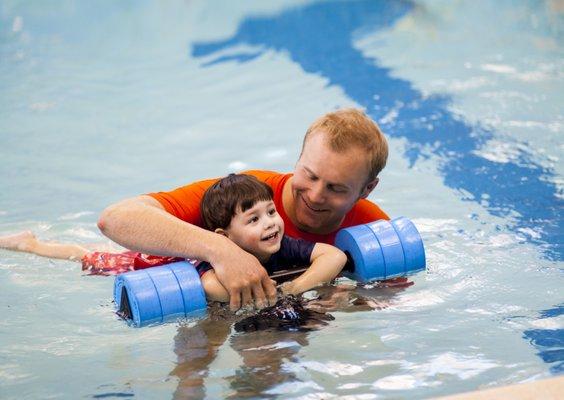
[{"xmin": 300, "ymin": 195, "xmax": 328, "ymax": 213}]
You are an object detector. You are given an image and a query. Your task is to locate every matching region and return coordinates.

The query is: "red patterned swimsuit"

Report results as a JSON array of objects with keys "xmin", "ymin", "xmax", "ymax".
[{"xmin": 81, "ymin": 251, "xmax": 183, "ymax": 275}]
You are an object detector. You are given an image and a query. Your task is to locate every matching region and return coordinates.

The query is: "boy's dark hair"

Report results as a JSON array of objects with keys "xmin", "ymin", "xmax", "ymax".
[{"xmin": 201, "ymin": 174, "xmax": 274, "ymax": 231}]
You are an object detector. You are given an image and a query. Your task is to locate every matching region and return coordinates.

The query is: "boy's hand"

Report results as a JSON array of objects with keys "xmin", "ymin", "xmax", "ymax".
[
  {"xmin": 277, "ymin": 281, "xmax": 295, "ymax": 296},
  {"xmin": 210, "ymin": 238, "xmax": 277, "ymax": 311}
]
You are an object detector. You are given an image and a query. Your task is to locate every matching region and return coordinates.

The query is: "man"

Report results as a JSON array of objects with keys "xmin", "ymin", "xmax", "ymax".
[{"xmin": 98, "ymin": 108, "xmax": 389, "ymax": 310}]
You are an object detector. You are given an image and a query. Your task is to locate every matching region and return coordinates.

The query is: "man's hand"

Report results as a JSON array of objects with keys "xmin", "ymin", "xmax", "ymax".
[{"xmin": 209, "ymin": 237, "xmax": 277, "ymax": 311}]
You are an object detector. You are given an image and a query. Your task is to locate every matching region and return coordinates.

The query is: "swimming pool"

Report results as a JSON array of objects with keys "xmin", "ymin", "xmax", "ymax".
[{"xmin": 0, "ymin": 0, "xmax": 562, "ymax": 398}]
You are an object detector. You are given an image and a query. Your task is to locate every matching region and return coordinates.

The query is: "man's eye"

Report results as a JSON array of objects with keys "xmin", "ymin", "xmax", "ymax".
[{"xmin": 329, "ymin": 186, "xmax": 346, "ymax": 193}]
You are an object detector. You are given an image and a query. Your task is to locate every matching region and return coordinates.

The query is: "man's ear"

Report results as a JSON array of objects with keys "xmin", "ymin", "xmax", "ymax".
[
  {"xmin": 360, "ymin": 177, "xmax": 379, "ymax": 199},
  {"xmin": 214, "ymin": 228, "xmax": 229, "ymax": 238}
]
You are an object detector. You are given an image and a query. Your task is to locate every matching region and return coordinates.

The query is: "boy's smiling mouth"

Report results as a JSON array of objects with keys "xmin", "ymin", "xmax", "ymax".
[{"xmin": 261, "ymin": 231, "xmax": 279, "ymax": 241}]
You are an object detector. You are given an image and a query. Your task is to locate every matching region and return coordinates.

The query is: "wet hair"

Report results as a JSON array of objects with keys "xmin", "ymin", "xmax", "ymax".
[
  {"xmin": 301, "ymin": 108, "xmax": 388, "ymax": 181},
  {"xmin": 201, "ymin": 174, "xmax": 274, "ymax": 231}
]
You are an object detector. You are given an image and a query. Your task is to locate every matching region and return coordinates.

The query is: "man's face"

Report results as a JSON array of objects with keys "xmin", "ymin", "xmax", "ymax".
[
  {"xmin": 291, "ymin": 131, "xmax": 377, "ymax": 234},
  {"xmin": 222, "ymin": 200, "xmax": 285, "ymax": 263}
]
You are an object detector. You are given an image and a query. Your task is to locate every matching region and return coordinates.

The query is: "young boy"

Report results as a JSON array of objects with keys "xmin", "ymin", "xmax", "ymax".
[
  {"xmin": 0, "ymin": 174, "xmax": 347, "ymax": 299},
  {"xmin": 196, "ymin": 173, "xmax": 347, "ymax": 301}
]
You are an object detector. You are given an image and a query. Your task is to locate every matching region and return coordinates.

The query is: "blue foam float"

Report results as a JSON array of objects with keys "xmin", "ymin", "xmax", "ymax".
[
  {"xmin": 114, "ymin": 261, "xmax": 207, "ymax": 327},
  {"xmin": 335, "ymin": 216, "xmax": 426, "ymax": 282}
]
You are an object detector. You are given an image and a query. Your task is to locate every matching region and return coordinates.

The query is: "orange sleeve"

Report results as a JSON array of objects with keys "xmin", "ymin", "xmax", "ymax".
[
  {"xmin": 243, "ymin": 170, "xmax": 287, "ymax": 190},
  {"xmin": 347, "ymin": 198, "xmax": 390, "ymax": 226},
  {"xmin": 147, "ymin": 178, "xmax": 219, "ymax": 225}
]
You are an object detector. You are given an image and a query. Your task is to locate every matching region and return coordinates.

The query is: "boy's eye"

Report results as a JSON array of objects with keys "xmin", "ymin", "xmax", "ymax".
[
  {"xmin": 268, "ymin": 208, "xmax": 277, "ymax": 216},
  {"xmin": 248, "ymin": 216, "xmax": 259, "ymax": 224}
]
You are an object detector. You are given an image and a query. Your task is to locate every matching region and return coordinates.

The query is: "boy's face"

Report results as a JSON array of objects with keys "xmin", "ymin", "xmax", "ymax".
[
  {"xmin": 221, "ymin": 200, "xmax": 284, "ymax": 263},
  {"xmin": 292, "ymin": 130, "xmax": 378, "ymax": 234}
]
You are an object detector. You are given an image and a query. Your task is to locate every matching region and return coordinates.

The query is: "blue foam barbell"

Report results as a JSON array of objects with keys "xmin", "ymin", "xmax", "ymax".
[
  {"xmin": 114, "ymin": 261, "xmax": 207, "ymax": 327},
  {"xmin": 335, "ymin": 216, "xmax": 426, "ymax": 282},
  {"xmin": 114, "ymin": 217, "xmax": 425, "ymax": 326}
]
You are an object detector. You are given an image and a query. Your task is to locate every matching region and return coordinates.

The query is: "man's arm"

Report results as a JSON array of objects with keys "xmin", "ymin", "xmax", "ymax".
[
  {"xmin": 281, "ymin": 243, "xmax": 347, "ymax": 295},
  {"xmin": 98, "ymin": 195, "xmax": 277, "ymax": 310}
]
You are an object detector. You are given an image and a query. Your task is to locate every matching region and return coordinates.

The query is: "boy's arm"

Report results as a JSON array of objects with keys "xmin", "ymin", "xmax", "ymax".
[
  {"xmin": 98, "ymin": 195, "xmax": 277, "ymax": 310},
  {"xmin": 200, "ymin": 270, "xmax": 230, "ymax": 303},
  {"xmin": 281, "ymin": 243, "xmax": 347, "ymax": 295}
]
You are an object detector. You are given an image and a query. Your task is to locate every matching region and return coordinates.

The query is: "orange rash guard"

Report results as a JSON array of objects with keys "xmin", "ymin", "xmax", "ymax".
[{"xmin": 147, "ymin": 170, "xmax": 389, "ymax": 245}]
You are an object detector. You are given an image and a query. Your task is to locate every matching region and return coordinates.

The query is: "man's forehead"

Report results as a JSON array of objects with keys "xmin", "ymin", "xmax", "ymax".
[
  {"xmin": 301, "ymin": 133, "xmax": 369, "ymax": 163},
  {"xmin": 299, "ymin": 136, "xmax": 371, "ymax": 185},
  {"xmin": 303, "ymin": 129, "xmax": 365, "ymax": 156}
]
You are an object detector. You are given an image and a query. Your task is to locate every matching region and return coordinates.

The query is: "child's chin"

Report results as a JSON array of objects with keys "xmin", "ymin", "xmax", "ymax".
[{"xmin": 265, "ymin": 242, "xmax": 282, "ymax": 255}]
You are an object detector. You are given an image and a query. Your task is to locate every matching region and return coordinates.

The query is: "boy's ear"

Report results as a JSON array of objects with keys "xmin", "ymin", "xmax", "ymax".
[
  {"xmin": 360, "ymin": 177, "xmax": 379, "ymax": 199},
  {"xmin": 214, "ymin": 228, "xmax": 229, "ymax": 237}
]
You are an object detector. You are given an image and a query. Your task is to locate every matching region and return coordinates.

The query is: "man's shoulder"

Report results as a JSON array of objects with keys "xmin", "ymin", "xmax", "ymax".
[
  {"xmin": 346, "ymin": 198, "xmax": 390, "ymax": 225},
  {"xmin": 243, "ymin": 169, "xmax": 292, "ymax": 181},
  {"xmin": 244, "ymin": 170, "xmax": 292, "ymax": 198}
]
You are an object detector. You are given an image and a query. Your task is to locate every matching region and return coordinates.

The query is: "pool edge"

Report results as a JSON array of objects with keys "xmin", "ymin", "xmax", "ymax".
[{"xmin": 434, "ymin": 375, "xmax": 564, "ymax": 400}]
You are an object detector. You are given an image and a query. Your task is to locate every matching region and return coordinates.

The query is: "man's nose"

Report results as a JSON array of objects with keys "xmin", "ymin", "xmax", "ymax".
[{"xmin": 308, "ymin": 181, "xmax": 325, "ymax": 204}]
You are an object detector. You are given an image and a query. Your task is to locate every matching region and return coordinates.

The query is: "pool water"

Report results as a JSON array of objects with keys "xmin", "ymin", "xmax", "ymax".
[{"xmin": 0, "ymin": 1, "xmax": 562, "ymax": 399}]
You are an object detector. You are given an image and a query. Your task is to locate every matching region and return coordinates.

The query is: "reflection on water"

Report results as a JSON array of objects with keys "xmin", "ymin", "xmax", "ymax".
[
  {"xmin": 227, "ymin": 330, "xmax": 309, "ymax": 398},
  {"xmin": 172, "ymin": 304, "xmax": 310, "ymax": 399},
  {"xmin": 171, "ymin": 280, "xmax": 413, "ymax": 398},
  {"xmin": 172, "ymin": 317, "xmax": 231, "ymax": 399}
]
